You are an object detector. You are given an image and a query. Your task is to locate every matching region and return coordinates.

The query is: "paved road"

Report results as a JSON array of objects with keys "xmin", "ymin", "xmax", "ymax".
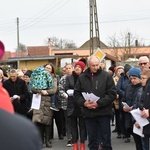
[{"xmin": 42, "ymin": 125, "xmax": 135, "ymax": 150}]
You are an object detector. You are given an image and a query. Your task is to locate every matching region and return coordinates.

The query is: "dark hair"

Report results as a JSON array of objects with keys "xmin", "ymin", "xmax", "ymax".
[
  {"xmin": 44, "ymin": 63, "xmax": 56, "ymax": 77},
  {"xmin": 79, "ymin": 58, "xmax": 87, "ymax": 66}
]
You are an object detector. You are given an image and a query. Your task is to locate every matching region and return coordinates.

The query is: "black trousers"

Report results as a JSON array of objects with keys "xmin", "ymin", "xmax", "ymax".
[
  {"xmin": 50, "ymin": 108, "xmax": 66, "ymax": 138},
  {"xmin": 71, "ymin": 116, "xmax": 87, "ymax": 143},
  {"xmin": 114, "ymin": 109, "xmax": 122, "ymax": 134},
  {"xmin": 127, "ymin": 128, "xmax": 143, "ymax": 150}
]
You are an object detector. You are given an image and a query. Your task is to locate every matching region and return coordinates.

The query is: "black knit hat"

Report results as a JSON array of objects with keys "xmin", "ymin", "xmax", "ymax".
[
  {"xmin": 124, "ymin": 64, "xmax": 132, "ymax": 74},
  {"xmin": 108, "ymin": 66, "xmax": 115, "ymax": 73},
  {"xmin": 24, "ymin": 70, "xmax": 33, "ymax": 78}
]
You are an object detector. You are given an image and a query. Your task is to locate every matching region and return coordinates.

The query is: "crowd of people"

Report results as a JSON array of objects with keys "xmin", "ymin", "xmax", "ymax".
[
  {"xmin": 1, "ymin": 40, "xmax": 150, "ymax": 150},
  {"xmin": 107, "ymin": 56, "xmax": 150, "ymax": 150}
]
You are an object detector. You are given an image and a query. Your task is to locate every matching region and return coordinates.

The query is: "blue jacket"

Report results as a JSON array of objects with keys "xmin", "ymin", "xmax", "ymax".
[
  {"xmin": 117, "ymin": 73, "xmax": 130, "ymax": 100},
  {"xmin": 122, "ymin": 83, "xmax": 143, "ymax": 129}
]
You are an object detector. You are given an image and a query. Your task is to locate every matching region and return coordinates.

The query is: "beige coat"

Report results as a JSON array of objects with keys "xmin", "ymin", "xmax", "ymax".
[
  {"xmin": 113, "ymin": 76, "xmax": 119, "ymax": 109},
  {"xmin": 32, "ymin": 77, "xmax": 57, "ymax": 125}
]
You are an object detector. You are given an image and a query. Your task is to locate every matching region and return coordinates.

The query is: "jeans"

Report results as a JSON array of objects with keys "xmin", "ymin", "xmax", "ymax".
[
  {"xmin": 64, "ymin": 110, "xmax": 72, "ymax": 140},
  {"xmin": 144, "ymin": 135, "xmax": 150, "ymax": 150},
  {"xmin": 85, "ymin": 116, "xmax": 112, "ymax": 150}
]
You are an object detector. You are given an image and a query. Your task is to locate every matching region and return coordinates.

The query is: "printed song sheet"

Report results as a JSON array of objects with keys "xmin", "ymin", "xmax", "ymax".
[
  {"xmin": 31, "ymin": 94, "xmax": 41, "ymax": 110},
  {"xmin": 82, "ymin": 92, "xmax": 100, "ymax": 102}
]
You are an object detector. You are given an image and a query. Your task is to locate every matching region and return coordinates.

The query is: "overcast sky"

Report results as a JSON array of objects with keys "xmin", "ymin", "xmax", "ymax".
[{"xmin": 1, "ymin": 0, "xmax": 150, "ymax": 51}]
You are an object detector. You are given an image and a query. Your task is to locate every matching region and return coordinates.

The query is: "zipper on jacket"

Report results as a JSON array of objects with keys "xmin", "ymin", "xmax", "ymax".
[
  {"xmin": 96, "ymin": 80, "xmax": 98, "ymax": 89},
  {"xmin": 91, "ymin": 73, "xmax": 93, "ymax": 81}
]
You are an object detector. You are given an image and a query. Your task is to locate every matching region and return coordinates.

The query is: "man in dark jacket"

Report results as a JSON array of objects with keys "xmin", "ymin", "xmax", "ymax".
[
  {"xmin": 3, "ymin": 69, "xmax": 28, "ymax": 116},
  {"xmin": 0, "ymin": 40, "xmax": 41, "ymax": 150},
  {"xmin": 74, "ymin": 56, "xmax": 116, "ymax": 150}
]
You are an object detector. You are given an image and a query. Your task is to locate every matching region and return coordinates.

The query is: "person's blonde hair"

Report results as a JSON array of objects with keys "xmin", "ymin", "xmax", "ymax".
[{"xmin": 141, "ymin": 69, "xmax": 150, "ymax": 78}]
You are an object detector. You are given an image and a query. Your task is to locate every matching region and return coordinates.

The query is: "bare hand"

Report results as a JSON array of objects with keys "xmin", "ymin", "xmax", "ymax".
[
  {"xmin": 141, "ymin": 109, "xmax": 149, "ymax": 118},
  {"xmin": 10, "ymin": 97, "xmax": 14, "ymax": 102},
  {"xmin": 134, "ymin": 121, "xmax": 140, "ymax": 129},
  {"xmin": 84, "ymin": 100, "xmax": 98, "ymax": 109},
  {"xmin": 123, "ymin": 106, "xmax": 132, "ymax": 112},
  {"xmin": 41, "ymin": 90, "xmax": 48, "ymax": 95},
  {"xmin": 17, "ymin": 96, "xmax": 20, "ymax": 100}
]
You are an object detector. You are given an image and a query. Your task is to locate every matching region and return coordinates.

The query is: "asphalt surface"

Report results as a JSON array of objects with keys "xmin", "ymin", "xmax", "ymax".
[{"xmin": 42, "ymin": 125, "xmax": 135, "ymax": 150}]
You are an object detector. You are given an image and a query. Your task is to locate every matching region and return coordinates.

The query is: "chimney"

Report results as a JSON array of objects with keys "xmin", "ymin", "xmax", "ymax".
[{"xmin": 135, "ymin": 39, "xmax": 138, "ymax": 47}]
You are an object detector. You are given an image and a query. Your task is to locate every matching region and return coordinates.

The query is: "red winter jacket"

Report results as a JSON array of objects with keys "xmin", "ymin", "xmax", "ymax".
[{"xmin": 0, "ymin": 82, "xmax": 14, "ymax": 114}]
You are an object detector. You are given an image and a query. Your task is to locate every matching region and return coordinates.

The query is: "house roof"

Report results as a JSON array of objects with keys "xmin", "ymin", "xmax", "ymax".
[
  {"xmin": 102, "ymin": 46, "xmax": 150, "ymax": 60},
  {"xmin": 7, "ymin": 55, "xmax": 81, "ymax": 62},
  {"xmin": 27, "ymin": 46, "xmax": 57, "ymax": 56},
  {"xmin": 28, "ymin": 46, "xmax": 49, "ymax": 56},
  {"xmin": 1, "ymin": 43, "xmax": 150, "ymax": 64},
  {"xmin": 80, "ymin": 37, "xmax": 108, "ymax": 49}
]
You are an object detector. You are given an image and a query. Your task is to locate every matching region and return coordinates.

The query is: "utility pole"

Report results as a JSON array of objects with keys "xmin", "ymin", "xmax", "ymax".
[
  {"xmin": 89, "ymin": 0, "xmax": 100, "ymax": 55},
  {"xmin": 17, "ymin": 17, "xmax": 20, "ymax": 68},
  {"xmin": 128, "ymin": 32, "xmax": 131, "ymax": 55}
]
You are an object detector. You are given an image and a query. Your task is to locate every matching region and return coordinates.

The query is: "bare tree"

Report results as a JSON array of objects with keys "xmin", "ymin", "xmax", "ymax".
[
  {"xmin": 107, "ymin": 31, "xmax": 144, "ymax": 63},
  {"xmin": 45, "ymin": 36, "xmax": 77, "ymax": 49},
  {"xmin": 16, "ymin": 43, "xmax": 27, "ymax": 52}
]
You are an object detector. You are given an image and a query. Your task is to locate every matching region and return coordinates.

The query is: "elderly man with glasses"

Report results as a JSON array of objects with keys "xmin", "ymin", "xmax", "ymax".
[{"xmin": 138, "ymin": 56, "xmax": 150, "ymax": 71}]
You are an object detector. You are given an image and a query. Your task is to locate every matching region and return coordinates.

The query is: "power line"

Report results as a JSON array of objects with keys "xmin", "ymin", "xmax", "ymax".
[
  {"xmin": 19, "ymin": 0, "xmax": 71, "ymax": 31},
  {"xmin": 0, "ymin": 0, "xmax": 71, "ymax": 33}
]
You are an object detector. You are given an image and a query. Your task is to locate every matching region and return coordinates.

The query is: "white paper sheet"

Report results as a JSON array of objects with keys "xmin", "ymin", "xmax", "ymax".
[
  {"xmin": 66, "ymin": 89, "xmax": 74, "ymax": 96},
  {"xmin": 133, "ymin": 124, "xmax": 144, "ymax": 137},
  {"xmin": 31, "ymin": 94, "xmax": 41, "ymax": 110},
  {"xmin": 82, "ymin": 92, "xmax": 100, "ymax": 102},
  {"xmin": 130, "ymin": 108, "xmax": 149, "ymax": 127}
]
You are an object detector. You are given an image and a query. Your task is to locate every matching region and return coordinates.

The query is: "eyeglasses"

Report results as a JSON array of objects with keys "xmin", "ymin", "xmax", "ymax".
[{"xmin": 139, "ymin": 62, "xmax": 148, "ymax": 66}]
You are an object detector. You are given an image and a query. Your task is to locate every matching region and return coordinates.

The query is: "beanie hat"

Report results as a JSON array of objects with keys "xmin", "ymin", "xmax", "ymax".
[
  {"xmin": 0, "ymin": 41, "xmax": 5, "ymax": 60},
  {"xmin": 115, "ymin": 66, "xmax": 124, "ymax": 73},
  {"xmin": 116, "ymin": 66, "xmax": 124, "ymax": 70},
  {"xmin": 124, "ymin": 64, "xmax": 132, "ymax": 73},
  {"xmin": 129, "ymin": 67, "xmax": 141, "ymax": 78},
  {"xmin": 24, "ymin": 70, "xmax": 33, "ymax": 78},
  {"xmin": 108, "ymin": 66, "xmax": 115, "ymax": 73},
  {"xmin": 74, "ymin": 61, "xmax": 85, "ymax": 71}
]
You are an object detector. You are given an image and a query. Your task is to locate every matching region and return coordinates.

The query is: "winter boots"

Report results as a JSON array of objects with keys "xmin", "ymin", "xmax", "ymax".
[
  {"xmin": 45, "ymin": 125, "xmax": 52, "ymax": 148},
  {"xmin": 73, "ymin": 143, "xmax": 78, "ymax": 150},
  {"xmin": 80, "ymin": 143, "xmax": 85, "ymax": 150},
  {"xmin": 73, "ymin": 143, "xmax": 85, "ymax": 150}
]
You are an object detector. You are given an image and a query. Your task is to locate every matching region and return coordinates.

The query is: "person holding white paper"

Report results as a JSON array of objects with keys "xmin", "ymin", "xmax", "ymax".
[
  {"xmin": 122, "ymin": 67, "xmax": 144, "ymax": 150},
  {"xmin": 31, "ymin": 63, "xmax": 57, "ymax": 148},
  {"xmin": 116, "ymin": 64, "xmax": 132, "ymax": 142},
  {"xmin": 65, "ymin": 61, "xmax": 87, "ymax": 150},
  {"xmin": 3, "ymin": 69, "xmax": 29, "ymax": 116},
  {"xmin": 74, "ymin": 56, "xmax": 116, "ymax": 150},
  {"xmin": 140, "ymin": 69, "xmax": 150, "ymax": 150}
]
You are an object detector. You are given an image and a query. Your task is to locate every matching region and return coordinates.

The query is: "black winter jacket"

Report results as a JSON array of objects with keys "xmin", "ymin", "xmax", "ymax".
[
  {"xmin": 3, "ymin": 78, "xmax": 28, "ymax": 115},
  {"xmin": 74, "ymin": 68, "xmax": 116, "ymax": 118},
  {"xmin": 65, "ymin": 71, "xmax": 82, "ymax": 117},
  {"xmin": 141, "ymin": 78, "xmax": 150, "ymax": 135}
]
